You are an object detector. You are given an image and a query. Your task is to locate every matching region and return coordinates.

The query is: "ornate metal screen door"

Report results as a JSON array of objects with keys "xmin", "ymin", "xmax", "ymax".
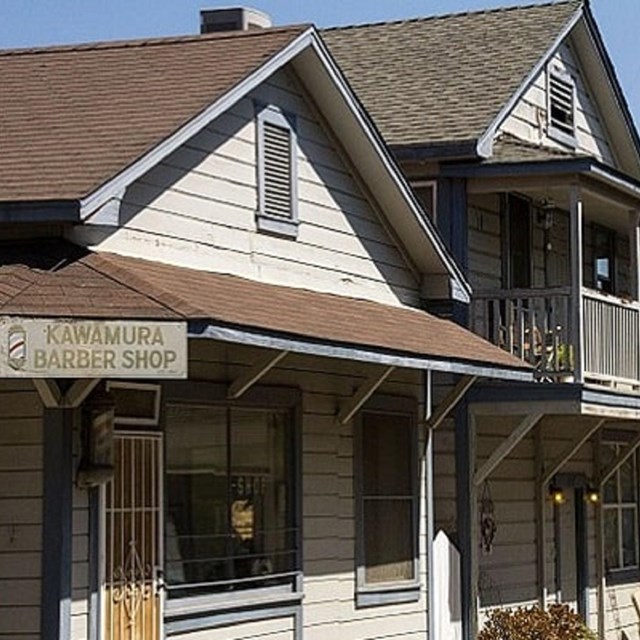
[{"xmin": 103, "ymin": 432, "xmax": 163, "ymax": 640}]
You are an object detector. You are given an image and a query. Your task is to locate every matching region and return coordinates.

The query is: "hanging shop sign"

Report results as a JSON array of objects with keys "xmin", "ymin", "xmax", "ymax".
[{"xmin": 0, "ymin": 318, "xmax": 188, "ymax": 378}]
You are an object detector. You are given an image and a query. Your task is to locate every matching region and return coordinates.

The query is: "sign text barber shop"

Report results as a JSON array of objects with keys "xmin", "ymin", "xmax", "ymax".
[{"xmin": 0, "ymin": 318, "xmax": 187, "ymax": 378}]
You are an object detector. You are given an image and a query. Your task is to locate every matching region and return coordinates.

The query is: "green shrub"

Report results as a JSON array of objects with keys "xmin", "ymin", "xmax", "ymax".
[{"xmin": 478, "ymin": 604, "xmax": 598, "ymax": 640}]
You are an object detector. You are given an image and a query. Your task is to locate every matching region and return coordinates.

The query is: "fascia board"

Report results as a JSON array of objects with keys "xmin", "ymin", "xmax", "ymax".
[
  {"xmin": 308, "ymin": 33, "xmax": 472, "ymax": 302},
  {"xmin": 79, "ymin": 28, "xmax": 316, "ymax": 219},
  {"xmin": 190, "ymin": 321, "xmax": 532, "ymax": 382},
  {"xmin": 476, "ymin": 6, "xmax": 585, "ymax": 158}
]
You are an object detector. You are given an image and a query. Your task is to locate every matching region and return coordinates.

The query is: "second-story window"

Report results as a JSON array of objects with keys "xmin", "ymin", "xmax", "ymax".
[
  {"xmin": 256, "ymin": 104, "xmax": 298, "ymax": 238},
  {"xmin": 504, "ymin": 193, "xmax": 532, "ymax": 289},
  {"xmin": 593, "ymin": 225, "xmax": 616, "ymax": 294}
]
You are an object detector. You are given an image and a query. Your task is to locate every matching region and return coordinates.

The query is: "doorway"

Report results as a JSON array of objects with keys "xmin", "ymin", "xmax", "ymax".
[{"xmin": 101, "ymin": 432, "xmax": 163, "ymax": 640}]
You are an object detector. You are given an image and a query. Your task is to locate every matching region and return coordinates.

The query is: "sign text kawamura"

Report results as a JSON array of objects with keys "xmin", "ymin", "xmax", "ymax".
[{"xmin": 0, "ymin": 318, "xmax": 188, "ymax": 378}]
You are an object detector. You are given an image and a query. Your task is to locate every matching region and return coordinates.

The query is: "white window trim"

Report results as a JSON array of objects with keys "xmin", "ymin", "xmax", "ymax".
[
  {"xmin": 547, "ymin": 65, "xmax": 578, "ymax": 149},
  {"xmin": 255, "ymin": 103, "xmax": 299, "ymax": 238},
  {"xmin": 106, "ymin": 381, "xmax": 161, "ymax": 426},
  {"xmin": 411, "ymin": 180, "xmax": 438, "ymax": 224},
  {"xmin": 354, "ymin": 395, "xmax": 420, "ymax": 607}
]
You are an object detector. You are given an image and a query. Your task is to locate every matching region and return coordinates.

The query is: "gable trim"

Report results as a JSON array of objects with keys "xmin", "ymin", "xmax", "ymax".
[
  {"xmin": 582, "ymin": 5, "xmax": 640, "ymax": 166},
  {"xmin": 79, "ymin": 27, "xmax": 316, "ymax": 220},
  {"xmin": 476, "ymin": 4, "xmax": 584, "ymax": 158}
]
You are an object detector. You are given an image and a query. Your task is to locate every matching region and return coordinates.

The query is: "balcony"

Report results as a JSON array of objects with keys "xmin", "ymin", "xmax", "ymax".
[{"xmin": 472, "ymin": 287, "xmax": 640, "ymax": 390}]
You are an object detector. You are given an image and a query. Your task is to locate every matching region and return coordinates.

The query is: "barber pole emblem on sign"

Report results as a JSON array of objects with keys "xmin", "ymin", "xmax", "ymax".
[{"xmin": 8, "ymin": 326, "xmax": 26, "ymax": 370}]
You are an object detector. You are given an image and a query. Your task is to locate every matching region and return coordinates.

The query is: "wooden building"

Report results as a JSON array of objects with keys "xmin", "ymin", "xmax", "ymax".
[
  {"xmin": 0, "ymin": 15, "xmax": 528, "ymax": 640},
  {"xmin": 325, "ymin": 1, "xmax": 640, "ymax": 638}
]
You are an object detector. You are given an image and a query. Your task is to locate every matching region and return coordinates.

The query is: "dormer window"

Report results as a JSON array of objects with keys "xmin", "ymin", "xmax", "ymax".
[
  {"xmin": 548, "ymin": 67, "xmax": 577, "ymax": 147},
  {"xmin": 256, "ymin": 104, "xmax": 298, "ymax": 238}
]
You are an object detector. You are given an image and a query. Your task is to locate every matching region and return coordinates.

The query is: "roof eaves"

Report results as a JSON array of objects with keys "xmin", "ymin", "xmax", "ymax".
[
  {"xmin": 476, "ymin": 1, "xmax": 585, "ymax": 158},
  {"xmin": 0, "ymin": 200, "xmax": 80, "ymax": 223},
  {"xmin": 79, "ymin": 26, "xmax": 316, "ymax": 221},
  {"xmin": 392, "ymin": 139, "xmax": 480, "ymax": 162},
  {"xmin": 189, "ymin": 320, "xmax": 532, "ymax": 382}
]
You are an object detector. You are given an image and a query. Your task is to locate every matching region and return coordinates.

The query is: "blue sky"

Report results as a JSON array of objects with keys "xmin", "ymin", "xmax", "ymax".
[{"xmin": 1, "ymin": 1, "xmax": 638, "ymax": 129}]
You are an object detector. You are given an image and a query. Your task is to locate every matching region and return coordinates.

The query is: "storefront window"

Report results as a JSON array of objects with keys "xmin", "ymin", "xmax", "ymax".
[
  {"xmin": 165, "ymin": 403, "xmax": 296, "ymax": 596},
  {"xmin": 603, "ymin": 442, "xmax": 638, "ymax": 572}
]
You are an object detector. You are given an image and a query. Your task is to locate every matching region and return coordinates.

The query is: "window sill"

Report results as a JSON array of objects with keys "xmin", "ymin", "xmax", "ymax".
[
  {"xmin": 165, "ymin": 583, "xmax": 302, "ymax": 634},
  {"xmin": 547, "ymin": 126, "xmax": 578, "ymax": 149},
  {"xmin": 356, "ymin": 585, "xmax": 421, "ymax": 608},
  {"xmin": 256, "ymin": 213, "xmax": 299, "ymax": 238},
  {"xmin": 605, "ymin": 567, "xmax": 640, "ymax": 586}
]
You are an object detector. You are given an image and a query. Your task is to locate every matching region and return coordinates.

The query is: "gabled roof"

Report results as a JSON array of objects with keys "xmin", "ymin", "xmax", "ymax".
[
  {"xmin": 0, "ymin": 242, "xmax": 530, "ymax": 380},
  {"xmin": 0, "ymin": 26, "xmax": 307, "ymax": 202},
  {"xmin": 323, "ymin": 1, "xmax": 582, "ymax": 151},
  {"xmin": 0, "ymin": 23, "xmax": 472, "ymax": 300}
]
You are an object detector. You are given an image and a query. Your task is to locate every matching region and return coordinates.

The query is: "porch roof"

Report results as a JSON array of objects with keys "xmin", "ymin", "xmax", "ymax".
[{"xmin": 0, "ymin": 242, "xmax": 530, "ymax": 381}]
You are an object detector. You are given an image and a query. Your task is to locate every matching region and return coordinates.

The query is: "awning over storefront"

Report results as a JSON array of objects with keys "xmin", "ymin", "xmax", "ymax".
[{"xmin": 0, "ymin": 241, "xmax": 530, "ymax": 381}]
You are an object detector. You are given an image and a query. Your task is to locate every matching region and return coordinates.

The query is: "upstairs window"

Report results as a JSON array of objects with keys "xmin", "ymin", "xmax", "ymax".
[
  {"xmin": 548, "ymin": 67, "xmax": 577, "ymax": 147},
  {"xmin": 593, "ymin": 225, "xmax": 616, "ymax": 294},
  {"xmin": 256, "ymin": 104, "xmax": 298, "ymax": 238}
]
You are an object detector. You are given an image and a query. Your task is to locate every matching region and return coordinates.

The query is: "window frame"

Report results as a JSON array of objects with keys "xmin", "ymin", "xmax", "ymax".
[
  {"xmin": 411, "ymin": 180, "xmax": 438, "ymax": 224},
  {"xmin": 601, "ymin": 433, "xmax": 640, "ymax": 579},
  {"xmin": 547, "ymin": 65, "xmax": 578, "ymax": 148},
  {"xmin": 354, "ymin": 395, "xmax": 420, "ymax": 607},
  {"xmin": 161, "ymin": 381, "xmax": 302, "ymax": 620},
  {"xmin": 255, "ymin": 102, "xmax": 299, "ymax": 239},
  {"xmin": 592, "ymin": 224, "xmax": 616, "ymax": 295}
]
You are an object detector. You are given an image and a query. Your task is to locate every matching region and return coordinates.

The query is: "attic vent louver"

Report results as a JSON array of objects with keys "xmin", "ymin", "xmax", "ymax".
[
  {"xmin": 548, "ymin": 69, "xmax": 576, "ymax": 145},
  {"xmin": 256, "ymin": 106, "xmax": 298, "ymax": 238},
  {"xmin": 263, "ymin": 121, "xmax": 293, "ymax": 218}
]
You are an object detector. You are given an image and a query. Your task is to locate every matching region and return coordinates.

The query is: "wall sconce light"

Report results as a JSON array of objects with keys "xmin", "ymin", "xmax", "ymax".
[
  {"xmin": 586, "ymin": 487, "xmax": 600, "ymax": 504},
  {"xmin": 549, "ymin": 485, "xmax": 566, "ymax": 505}
]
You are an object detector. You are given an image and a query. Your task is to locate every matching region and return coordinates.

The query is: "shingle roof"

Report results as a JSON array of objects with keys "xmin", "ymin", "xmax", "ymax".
[
  {"xmin": 0, "ymin": 242, "xmax": 528, "ymax": 374},
  {"xmin": 489, "ymin": 133, "xmax": 586, "ymax": 163},
  {"xmin": 322, "ymin": 1, "xmax": 582, "ymax": 149},
  {"xmin": 0, "ymin": 26, "xmax": 307, "ymax": 202}
]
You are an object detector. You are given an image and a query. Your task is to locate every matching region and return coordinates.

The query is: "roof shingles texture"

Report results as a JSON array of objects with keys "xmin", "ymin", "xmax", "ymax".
[
  {"xmin": 0, "ymin": 26, "xmax": 307, "ymax": 202},
  {"xmin": 322, "ymin": 1, "xmax": 582, "ymax": 148},
  {"xmin": 0, "ymin": 243, "xmax": 526, "ymax": 372}
]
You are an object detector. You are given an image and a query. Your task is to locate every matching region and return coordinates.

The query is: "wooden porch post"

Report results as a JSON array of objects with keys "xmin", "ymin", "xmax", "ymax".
[
  {"xmin": 570, "ymin": 186, "xmax": 584, "ymax": 383},
  {"xmin": 41, "ymin": 407, "xmax": 75, "ymax": 640},
  {"xmin": 628, "ymin": 210, "xmax": 640, "ymax": 300}
]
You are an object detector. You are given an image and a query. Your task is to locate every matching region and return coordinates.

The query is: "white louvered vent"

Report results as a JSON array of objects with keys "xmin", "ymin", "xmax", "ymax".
[
  {"xmin": 549, "ymin": 71, "xmax": 575, "ymax": 138},
  {"xmin": 263, "ymin": 121, "xmax": 293, "ymax": 219}
]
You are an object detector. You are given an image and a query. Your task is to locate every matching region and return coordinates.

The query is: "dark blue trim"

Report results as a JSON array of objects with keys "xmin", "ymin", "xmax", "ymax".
[
  {"xmin": 393, "ymin": 140, "xmax": 479, "ymax": 162},
  {"xmin": 88, "ymin": 488, "xmax": 100, "ymax": 640},
  {"xmin": 0, "ymin": 200, "xmax": 79, "ymax": 223},
  {"xmin": 441, "ymin": 157, "xmax": 594, "ymax": 179},
  {"xmin": 41, "ymin": 408, "xmax": 74, "ymax": 640},
  {"xmin": 467, "ymin": 381, "xmax": 582, "ymax": 404},
  {"xmin": 455, "ymin": 401, "xmax": 474, "ymax": 640},
  {"xmin": 575, "ymin": 487, "xmax": 588, "ymax": 620}
]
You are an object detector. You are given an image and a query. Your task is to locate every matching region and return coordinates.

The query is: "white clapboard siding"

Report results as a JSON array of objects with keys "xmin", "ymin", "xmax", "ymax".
[
  {"xmin": 172, "ymin": 616, "xmax": 295, "ymax": 640},
  {"xmin": 0, "ymin": 380, "xmax": 43, "ymax": 640},
  {"xmin": 186, "ymin": 341, "xmax": 428, "ymax": 640},
  {"xmin": 70, "ymin": 67, "xmax": 420, "ymax": 307},
  {"xmin": 499, "ymin": 42, "xmax": 615, "ymax": 165}
]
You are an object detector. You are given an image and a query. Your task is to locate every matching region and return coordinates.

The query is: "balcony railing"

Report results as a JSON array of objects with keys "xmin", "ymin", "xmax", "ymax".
[{"xmin": 472, "ymin": 287, "xmax": 640, "ymax": 389}]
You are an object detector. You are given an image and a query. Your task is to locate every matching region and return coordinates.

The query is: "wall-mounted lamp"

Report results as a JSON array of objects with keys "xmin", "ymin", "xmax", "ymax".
[
  {"xmin": 549, "ymin": 485, "xmax": 566, "ymax": 505},
  {"xmin": 586, "ymin": 487, "xmax": 600, "ymax": 504}
]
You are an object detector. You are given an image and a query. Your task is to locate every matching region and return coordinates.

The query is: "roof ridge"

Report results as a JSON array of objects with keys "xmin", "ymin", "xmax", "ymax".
[
  {"xmin": 0, "ymin": 23, "xmax": 310, "ymax": 57},
  {"xmin": 323, "ymin": 0, "xmax": 582, "ymax": 33}
]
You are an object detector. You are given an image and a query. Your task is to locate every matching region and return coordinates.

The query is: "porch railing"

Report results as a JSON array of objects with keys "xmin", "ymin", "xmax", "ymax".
[{"xmin": 472, "ymin": 287, "xmax": 640, "ymax": 388}]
